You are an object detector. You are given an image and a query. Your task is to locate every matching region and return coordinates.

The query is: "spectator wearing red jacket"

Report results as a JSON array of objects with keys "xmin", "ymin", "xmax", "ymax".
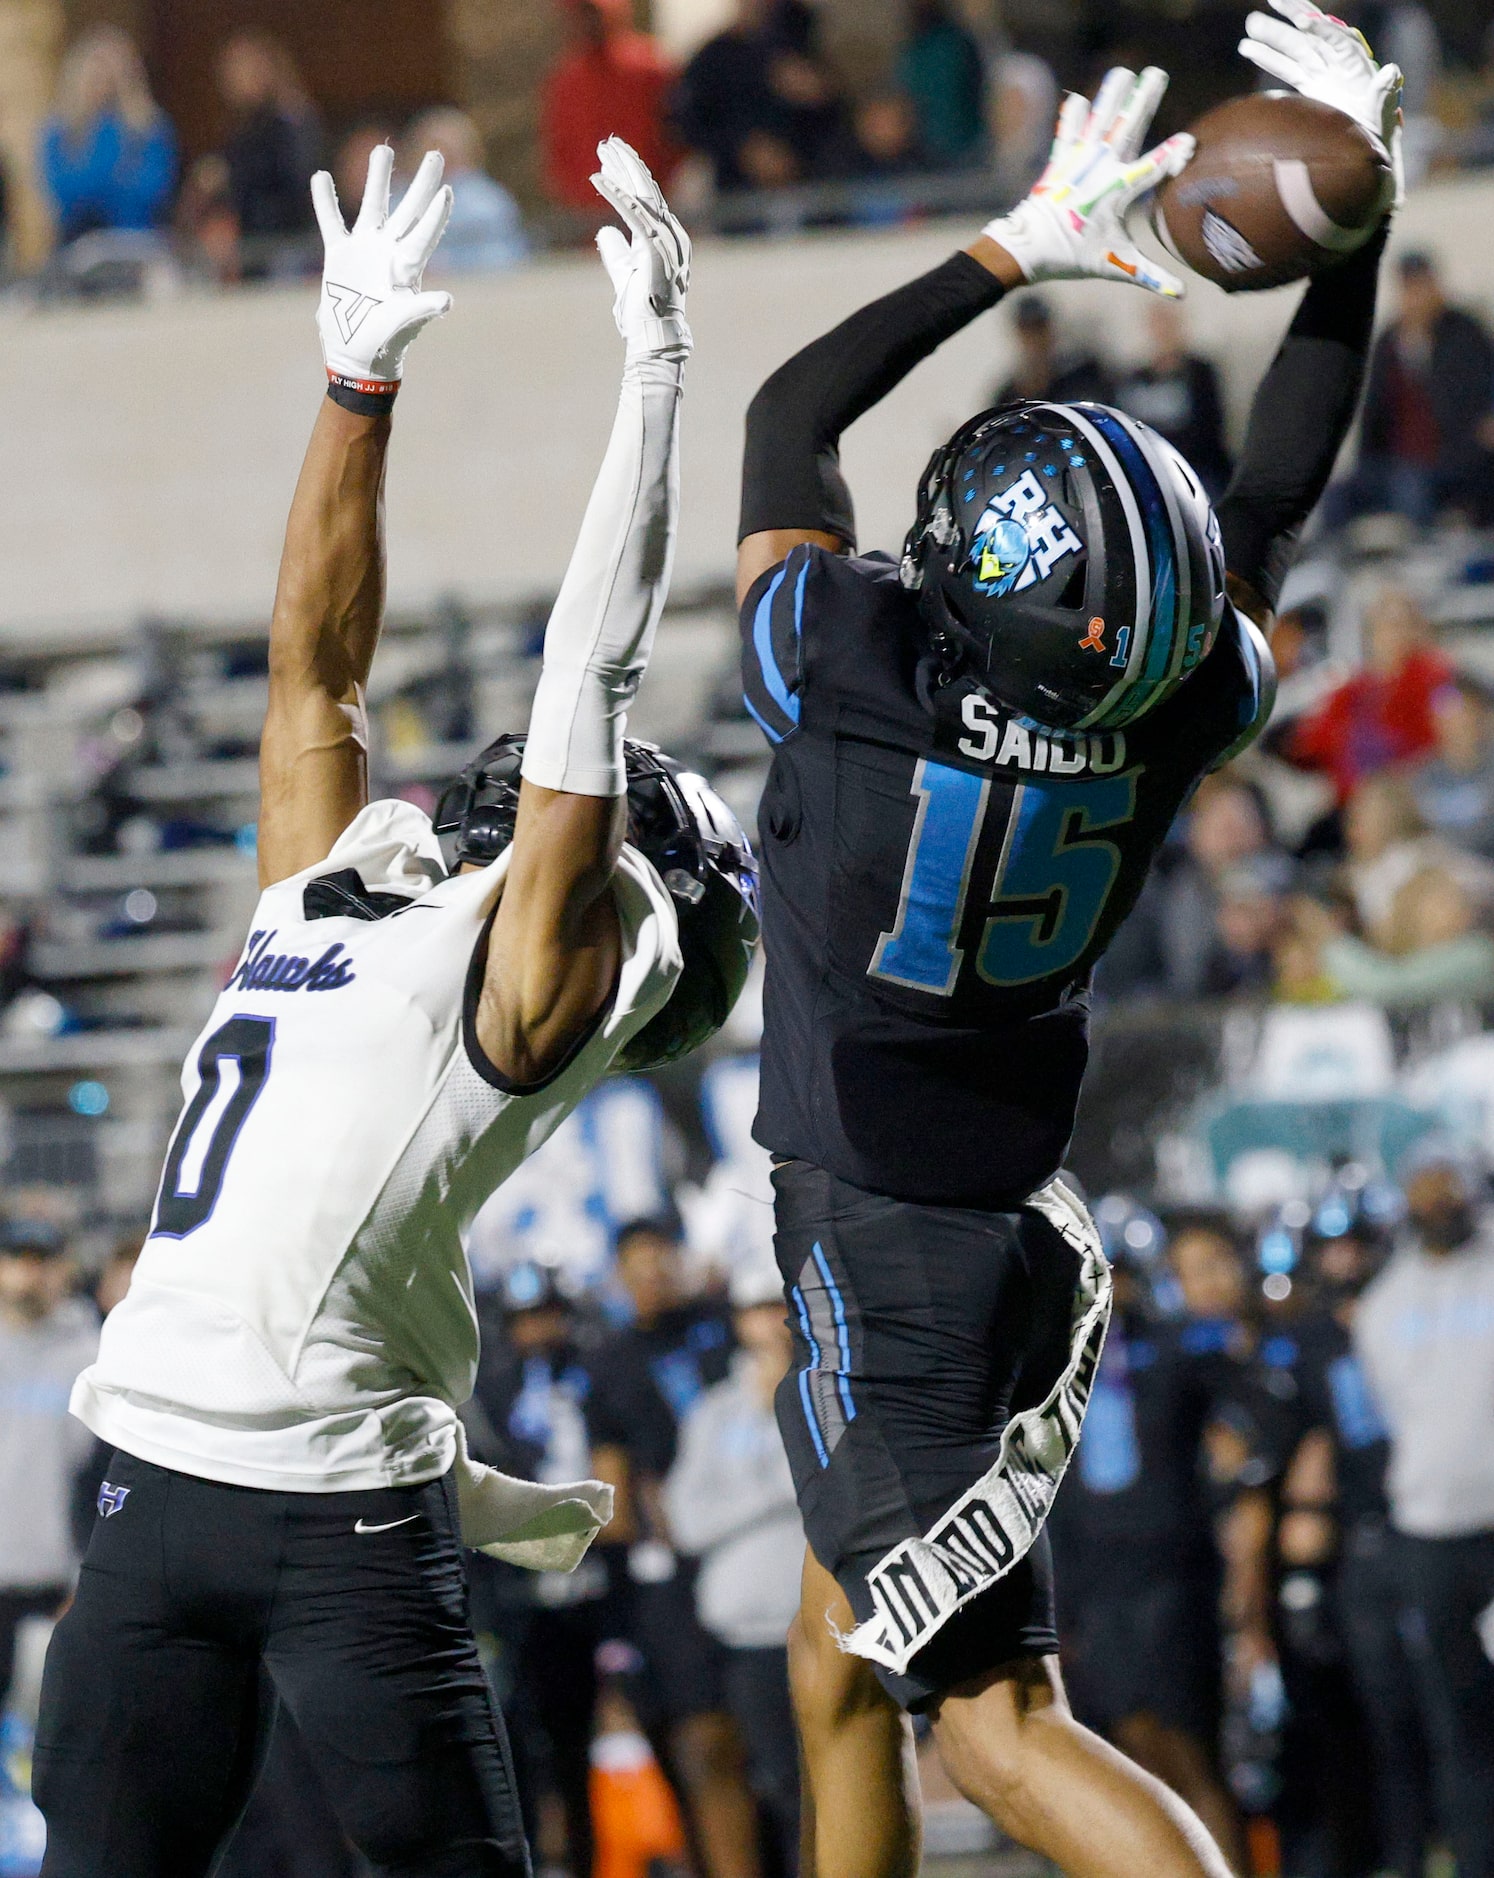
[
  {"xmin": 541, "ymin": 0, "xmax": 680, "ymax": 213},
  {"xmin": 1291, "ymin": 586, "xmax": 1452, "ymax": 806}
]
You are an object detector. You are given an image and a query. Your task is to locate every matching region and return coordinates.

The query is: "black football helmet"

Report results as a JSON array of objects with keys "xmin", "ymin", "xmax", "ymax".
[
  {"xmin": 901, "ymin": 400, "xmax": 1226, "ymax": 733},
  {"xmin": 433, "ymin": 736, "xmax": 759, "ymax": 1074}
]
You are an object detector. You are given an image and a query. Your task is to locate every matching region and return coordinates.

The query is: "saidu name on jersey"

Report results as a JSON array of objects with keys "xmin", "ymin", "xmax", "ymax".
[{"xmin": 935, "ymin": 687, "xmax": 1127, "ymax": 778}]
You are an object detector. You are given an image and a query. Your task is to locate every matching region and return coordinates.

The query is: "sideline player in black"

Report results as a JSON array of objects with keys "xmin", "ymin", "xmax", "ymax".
[
  {"xmin": 734, "ymin": 8, "xmax": 1403, "ymax": 1876},
  {"xmin": 1052, "ymin": 1215, "xmax": 1263, "ymax": 1873},
  {"xmin": 585, "ymin": 1219, "xmax": 757, "ymax": 1878}
]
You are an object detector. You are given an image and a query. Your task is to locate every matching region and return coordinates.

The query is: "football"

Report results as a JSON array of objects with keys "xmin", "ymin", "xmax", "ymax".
[{"xmin": 1151, "ymin": 91, "xmax": 1392, "ymax": 293}]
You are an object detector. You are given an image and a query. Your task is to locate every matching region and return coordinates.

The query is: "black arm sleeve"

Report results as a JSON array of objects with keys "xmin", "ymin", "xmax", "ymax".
[
  {"xmin": 738, "ymin": 251, "xmax": 1008, "ymax": 548},
  {"xmin": 1216, "ymin": 223, "xmax": 1387, "ymax": 610}
]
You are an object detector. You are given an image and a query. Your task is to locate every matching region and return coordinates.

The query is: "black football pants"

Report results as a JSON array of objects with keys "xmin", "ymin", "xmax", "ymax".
[
  {"xmin": 1394, "ymin": 1528, "xmax": 1494, "ymax": 1878},
  {"xmin": 34, "ymin": 1448, "xmax": 529, "ymax": 1878}
]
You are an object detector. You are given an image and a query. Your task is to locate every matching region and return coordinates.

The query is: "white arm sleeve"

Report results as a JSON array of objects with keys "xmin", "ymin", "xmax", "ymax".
[{"xmin": 520, "ymin": 349, "xmax": 686, "ymax": 797}]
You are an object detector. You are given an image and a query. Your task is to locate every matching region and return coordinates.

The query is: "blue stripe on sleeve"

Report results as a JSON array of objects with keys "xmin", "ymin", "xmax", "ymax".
[
  {"xmin": 741, "ymin": 549, "xmax": 810, "ymax": 747},
  {"xmin": 753, "ymin": 562, "xmax": 802, "ymax": 726}
]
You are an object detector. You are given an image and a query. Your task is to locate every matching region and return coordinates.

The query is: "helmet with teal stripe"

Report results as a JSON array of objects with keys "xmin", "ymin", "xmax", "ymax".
[{"xmin": 900, "ymin": 399, "xmax": 1226, "ymax": 734}]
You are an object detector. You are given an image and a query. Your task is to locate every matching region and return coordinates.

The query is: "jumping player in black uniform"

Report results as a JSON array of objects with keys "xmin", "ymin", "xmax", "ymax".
[{"xmin": 734, "ymin": 10, "xmax": 1403, "ymax": 1877}]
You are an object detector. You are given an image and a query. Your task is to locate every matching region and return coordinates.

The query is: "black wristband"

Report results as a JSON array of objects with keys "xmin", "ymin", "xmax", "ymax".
[
  {"xmin": 326, "ymin": 371, "xmax": 399, "ymax": 417},
  {"xmin": 740, "ymin": 251, "xmax": 1008, "ymax": 546}
]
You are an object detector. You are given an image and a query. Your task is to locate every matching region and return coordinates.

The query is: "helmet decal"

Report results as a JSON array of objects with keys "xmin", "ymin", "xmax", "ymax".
[
  {"xmin": 970, "ymin": 514, "xmax": 1031, "ymax": 596},
  {"xmin": 968, "ymin": 467, "xmax": 1082, "ymax": 599}
]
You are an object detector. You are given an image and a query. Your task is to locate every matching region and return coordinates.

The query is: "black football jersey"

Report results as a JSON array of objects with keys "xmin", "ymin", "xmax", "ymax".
[{"xmin": 741, "ymin": 544, "xmax": 1273, "ymax": 1206}]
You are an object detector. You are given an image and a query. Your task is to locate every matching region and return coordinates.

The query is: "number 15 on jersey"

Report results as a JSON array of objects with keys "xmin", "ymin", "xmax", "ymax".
[{"xmin": 869, "ymin": 758, "xmax": 1138, "ymax": 994}]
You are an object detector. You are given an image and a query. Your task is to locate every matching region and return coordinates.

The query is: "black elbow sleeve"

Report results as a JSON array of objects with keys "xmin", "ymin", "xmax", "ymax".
[
  {"xmin": 740, "ymin": 365, "xmax": 857, "ymax": 547},
  {"xmin": 738, "ymin": 251, "xmax": 1008, "ymax": 547}
]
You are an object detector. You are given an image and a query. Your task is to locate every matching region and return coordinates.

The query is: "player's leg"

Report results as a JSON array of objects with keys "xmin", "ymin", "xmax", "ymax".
[
  {"xmin": 1108, "ymin": 1715, "xmax": 1246, "ymax": 1874},
  {"xmin": 924, "ymin": 1202, "xmax": 1235, "ymax": 1878},
  {"xmin": 266, "ymin": 1473, "xmax": 529, "ymax": 1878},
  {"xmin": 929, "ymin": 1656, "xmax": 1234, "ymax": 1878},
  {"xmin": 772, "ymin": 1165, "xmax": 1234, "ymax": 1878},
  {"xmin": 771, "ymin": 1161, "xmax": 1059, "ymax": 1878},
  {"xmin": 34, "ymin": 1454, "xmax": 270, "ymax": 1878},
  {"xmin": 789, "ymin": 1549, "xmax": 920, "ymax": 1878}
]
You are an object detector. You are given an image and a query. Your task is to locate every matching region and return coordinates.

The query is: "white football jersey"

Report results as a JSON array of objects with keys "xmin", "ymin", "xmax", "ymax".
[{"xmin": 72, "ymin": 799, "xmax": 681, "ymax": 1492}]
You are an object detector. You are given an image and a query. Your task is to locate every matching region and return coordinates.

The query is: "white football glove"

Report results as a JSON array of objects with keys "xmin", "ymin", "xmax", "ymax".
[
  {"xmin": 591, "ymin": 136, "xmax": 692, "ymax": 363},
  {"xmin": 312, "ymin": 143, "xmax": 454, "ymax": 390},
  {"xmin": 982, "ymin": 67, "xmax": 1196, "ymax": 299},
  {"xmin": 1240, "ymin": 0, "xmax": 1404, "ymax": 208}
]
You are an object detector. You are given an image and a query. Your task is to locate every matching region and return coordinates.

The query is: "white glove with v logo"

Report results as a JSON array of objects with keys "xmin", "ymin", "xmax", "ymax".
[{"xmin": 313, "ymin": 143, "xmax": 454, "ymax": 390}]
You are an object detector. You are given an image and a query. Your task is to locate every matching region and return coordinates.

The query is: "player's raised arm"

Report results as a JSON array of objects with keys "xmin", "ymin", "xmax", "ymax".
[
  {"xmin": 736, "ymin": 67, "xmax": 1194, "ymax": 603},
  {"xmin": 257, "ymin": 145, "xmax": 452, "ymax": 888},
  {"xmin": 1217, "ymin": 0, "xmax": 1402, "ymax": 625},
  {"xmin": 473, "ymin": 140, "xmax": 691, "ymax": 1085}
]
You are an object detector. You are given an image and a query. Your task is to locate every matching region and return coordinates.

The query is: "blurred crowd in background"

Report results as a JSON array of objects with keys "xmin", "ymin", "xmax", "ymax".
[
  {"xmin": 8, "ymin": 0, "xmax": 1494, "ymax": 293},
  {"xmin": 0, "ymin": 1118, "xmax": 1490, "ymax": 1878}
]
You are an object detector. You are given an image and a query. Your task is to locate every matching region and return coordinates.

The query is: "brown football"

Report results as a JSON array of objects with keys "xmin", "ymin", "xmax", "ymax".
[{"xmin": 1151, "ymin": 92, "xmax": 1392, "ymax": 293}]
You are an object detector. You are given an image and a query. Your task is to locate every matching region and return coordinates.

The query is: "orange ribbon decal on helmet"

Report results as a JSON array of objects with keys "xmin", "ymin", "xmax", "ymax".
[{"xmin": 1079, "ymin": 616, "xmax": 1107, "ymax": 654}]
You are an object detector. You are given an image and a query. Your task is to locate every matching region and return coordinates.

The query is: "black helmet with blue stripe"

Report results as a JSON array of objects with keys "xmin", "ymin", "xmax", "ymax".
[{"xmin": 900, "ymin": 400, "xmax": 1226, "ymax": 733}]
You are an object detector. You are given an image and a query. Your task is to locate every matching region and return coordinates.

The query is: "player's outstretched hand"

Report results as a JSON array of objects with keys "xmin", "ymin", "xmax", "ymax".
[
  {"xmin": 981, "ymin": 67, "xmax": 1195, "ymax": 299},
  {"xmin": 312, "ymin": 144, "xmax": 454, "ymax": 389},
  {"xmin": 591, "ymin": 136, "xmax": 693, "ymax": 363},
  {"xmin": 1240, "ymin": 0, "xmax": 1404, "ymax": 207}
]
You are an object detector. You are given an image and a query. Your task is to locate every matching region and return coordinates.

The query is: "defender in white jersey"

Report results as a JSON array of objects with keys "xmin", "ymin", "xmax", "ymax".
[{"xmin": 36, "ymin": 141, "xmax": 755, "ymax": 1878}]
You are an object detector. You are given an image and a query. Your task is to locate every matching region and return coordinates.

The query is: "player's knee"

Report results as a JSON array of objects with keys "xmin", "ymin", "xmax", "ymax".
[
  {"xmin": 931, "ymin": 1661, "xmax": 1066, "ymax": 1840},
  {"xmin": 788, "ymin": 1609, "xmax": 884, "ymax": 1733}
]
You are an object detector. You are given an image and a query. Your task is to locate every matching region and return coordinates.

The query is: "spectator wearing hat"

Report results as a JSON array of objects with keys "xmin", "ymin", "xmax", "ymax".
[
  {"xmin": 0, "ymin": 1212, "xmax": 98, "ymax": 1716},
  {"xmin": 542, "ymin": 0, "xmax": 681, "ymax": 215},
  {"xmin": 993, "ymin": 293, "xmax": 1112, "ymax": 407},
  {"xmin": 666, "ymin": 1260, "xmax": 803, "ymax": 1875},
  {"xmin": 1354, "ymin": 1149, "xmax": 1494, "ymax": 1878},
  {"xmin": 1331, "ymin": 251, "xmax": 1494, "ymax": 528}
]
